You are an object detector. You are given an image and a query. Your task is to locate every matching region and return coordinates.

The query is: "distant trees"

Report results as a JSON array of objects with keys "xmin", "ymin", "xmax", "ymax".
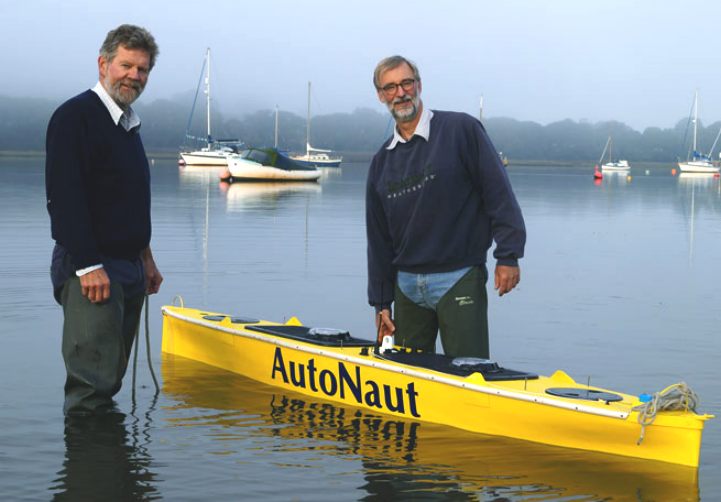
[{"xmin": 1, "ymin": 93, "xmax": 719, "ymax": 163}]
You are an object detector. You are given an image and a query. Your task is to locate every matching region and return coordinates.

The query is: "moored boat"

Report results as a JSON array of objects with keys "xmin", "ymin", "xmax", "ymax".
[
  {"xmin": 161, "ymin": 305, "xmax": 713, "ymax": 467},
  {"xmin": 678, "ymin": 91, "xmax": 721, "ymax": 174},
  {"xmin": 290, "ymin": 82, "xmax": 342, "ymax": 168},
  {"xmin": 599, "ymin": 136, "xmax": 631, "ymax": 172},
  {"xmin": 221, "ymin": 147, "xmax": 321, "ymax": 182},
  {"xmin": 179, "ymin": 48, "xmax": 242, "ymax": 167}
]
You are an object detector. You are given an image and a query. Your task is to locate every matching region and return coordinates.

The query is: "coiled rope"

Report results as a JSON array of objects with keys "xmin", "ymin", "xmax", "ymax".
[{"xmin": 632, "ymin": 382, "xmax": 699, "ymax": 445}]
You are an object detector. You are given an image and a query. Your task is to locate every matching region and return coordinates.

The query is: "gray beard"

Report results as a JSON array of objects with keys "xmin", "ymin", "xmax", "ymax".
[
  {"xmin": 104, "ymin": 76, "xmax": 144, "ymax": 108},
  {"xmin": 388, "ymin": 95, "xmax": 420, "ymax": 123}
]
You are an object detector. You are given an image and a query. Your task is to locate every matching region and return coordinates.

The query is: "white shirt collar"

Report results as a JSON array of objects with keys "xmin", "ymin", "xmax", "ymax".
[
  {"xmin": 386, "ymin": 105, "xmax": 433, "ymax": 150},
  {"xmin": 91, "ymin": 81, "xmax": 141, "ymax": 132}
]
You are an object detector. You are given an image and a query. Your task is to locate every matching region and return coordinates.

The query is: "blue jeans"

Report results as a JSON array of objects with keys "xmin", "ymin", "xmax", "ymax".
[
  {"xmin": 394, "ymin": 266, "xmax": 489, "ymax": 358},
  {"xmin": 397, "ymin": 266, "xmax": 472, "ymax": 310}
]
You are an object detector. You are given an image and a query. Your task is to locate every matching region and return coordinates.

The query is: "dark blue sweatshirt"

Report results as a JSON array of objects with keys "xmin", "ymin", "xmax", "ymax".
[
  {"xmin": 45, "ymin": 90, "xmax": 151, "ymax": 271},
  {"xmin": 366, "ymin": 110, "xmax": 526, "ymax": 309}
]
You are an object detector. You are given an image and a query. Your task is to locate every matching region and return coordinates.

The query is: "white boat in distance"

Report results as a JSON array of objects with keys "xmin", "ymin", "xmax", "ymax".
[
  {"xmin": 291, "ymin": 82, "xmax": 342, "ymax": 168},
  {"xmin": 222, "ymin": 147, "xmax": 321, "ymax": 182},
  {"xmin": 598, "ymin": 136, "xmax": 630, "ymax": 172},
  {"xmin": 678, "ymin": 91, "xmax": 720, "ymax": 174},
  {"xmin": 180, "ymin": 48, "xmax": 242, "ymax": 166}
]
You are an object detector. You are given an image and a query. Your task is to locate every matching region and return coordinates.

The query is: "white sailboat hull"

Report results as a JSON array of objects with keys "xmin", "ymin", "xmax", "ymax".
[
  {"xmin": 226, "ymin": 158, "xmax": 321, "ymax": 181},
  {"xmin": 678, "ymin": 161, "xmax": 719, "ymax": 174},
  {"xmin": 180, "ymin": 151, "xmax": 233, "ymax": 166},
  {"xmin": 601, "ymin": 160, "xmax": 630, "ymax": 171}
]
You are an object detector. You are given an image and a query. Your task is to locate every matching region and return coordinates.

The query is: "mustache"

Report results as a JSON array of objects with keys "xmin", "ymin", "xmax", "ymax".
[
  {"xmin": 116, "ymin": 79, "xmax": 143, "ymax": 93},
  {"xmin": 392, "ymin": 95, "xmax": 413, "ymax": 105}
]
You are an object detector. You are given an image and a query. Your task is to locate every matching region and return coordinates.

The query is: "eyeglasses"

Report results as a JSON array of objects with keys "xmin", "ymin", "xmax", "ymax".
[{"xmin": 379, "ymin": 78, "xmax": 417, "ymax": 97}]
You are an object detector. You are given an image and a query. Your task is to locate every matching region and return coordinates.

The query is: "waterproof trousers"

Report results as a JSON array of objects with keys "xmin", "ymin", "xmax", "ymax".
[
  {"xmin": 393, "ymin": 266, "xmax": 489, "ymax": 358},
  {"xmin": 60, "ymin": 277, "xmax": 144, "ymax": 415}
]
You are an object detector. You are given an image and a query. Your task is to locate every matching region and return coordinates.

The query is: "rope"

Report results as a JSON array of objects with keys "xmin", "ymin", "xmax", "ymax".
[
  {"xmin": 632, "ymin": 382, "xmax": 699, "ymax": 445},
  {"xmin": 131, "ymin": 296, "xmax": 160, "ymax": 405}
]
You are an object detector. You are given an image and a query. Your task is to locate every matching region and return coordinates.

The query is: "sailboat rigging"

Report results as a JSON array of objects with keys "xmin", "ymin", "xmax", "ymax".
[
  {"xmin": 598, "ymin": 136, "xmax": 630, "ymax": 172},
  {"xmin": 678, "ymin": 91, "xmax": 720, "ymax": 174},
  {"xmin": 290, "ymin": 82, "xmax": 342, "ymax": 168},
  {"xmin": 179, "ymin": 48, "xmax": 242, "ymax": 166}
]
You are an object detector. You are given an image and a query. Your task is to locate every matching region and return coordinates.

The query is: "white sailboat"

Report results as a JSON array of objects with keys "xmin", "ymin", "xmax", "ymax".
[
  {"xmin": 180, "ymin": 48, "xmax": 241, "ymax": 166},
  {"xmin": 678, "ymin": 91, "xmax": 720, "ymax": 174},
  {"xmin": 291, "ymin": 82, "xmax": 342, "ymax": 168},
  {"xmin": 599, "ymin": 136, "xmax": 630, "ymax": 172}
]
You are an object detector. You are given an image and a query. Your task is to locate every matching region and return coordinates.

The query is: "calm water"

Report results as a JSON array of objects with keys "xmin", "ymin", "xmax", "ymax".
[{"xmin": 1, "ymin": 156, "xmax": 719, "ymax": 501}]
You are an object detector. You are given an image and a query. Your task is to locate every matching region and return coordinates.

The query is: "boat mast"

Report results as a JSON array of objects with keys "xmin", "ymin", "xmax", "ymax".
[
  {"xmin": 274, "ymin": 105, "xmax": 279, "ymax": 149},
  {"xmin": 598, "ymin": 137, "xmax": 611, "ymax": 164},
  {"xmin": 205, "ymin": 48, "xmax": 211, "ymax": 149},
  {"xmin": 306, "ymin": 81, "xmax": 311, "ymax": 157},
  {"xmin": 692, "ymin": 90, "xmax": 698, "ymax": 154}
]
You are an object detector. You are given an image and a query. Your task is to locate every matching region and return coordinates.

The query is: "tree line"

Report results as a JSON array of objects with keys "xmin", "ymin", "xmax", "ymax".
[{"xmin": 1, "ymin": 94, "xmax": 717, "ymax": 163}]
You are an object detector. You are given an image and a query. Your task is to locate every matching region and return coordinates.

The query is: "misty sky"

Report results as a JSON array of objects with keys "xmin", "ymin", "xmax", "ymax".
[{"xmin": 3, "ymin": 0, "xmax": 721, "ymax": 131}]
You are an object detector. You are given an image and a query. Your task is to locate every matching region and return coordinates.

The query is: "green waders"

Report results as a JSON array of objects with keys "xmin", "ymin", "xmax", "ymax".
[
  {"xmin": 60, "ymin": 277, "xmax": 144, "ymax": 415},
  {"xmin": 393, "ymin": 266, "xmax": 489, "ymax": 358}
]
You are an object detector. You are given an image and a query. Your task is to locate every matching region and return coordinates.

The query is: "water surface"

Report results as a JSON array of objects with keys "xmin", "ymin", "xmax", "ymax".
[{"xmin": 1, "ymin": 157, "xmax": 719, "ymax": 500}]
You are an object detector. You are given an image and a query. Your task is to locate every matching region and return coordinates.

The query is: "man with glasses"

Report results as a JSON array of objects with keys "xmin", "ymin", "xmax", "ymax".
[{"xmin": 366, "ymin": 55, "xmax": 526, "ymax": 358}]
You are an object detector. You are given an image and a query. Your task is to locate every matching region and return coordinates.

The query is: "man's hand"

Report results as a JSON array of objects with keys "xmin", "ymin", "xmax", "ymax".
[
  {"xmin": 494, "ymin": 264, "xmax": 520, "ymax": 297},
  {"xmin": 375, "ymin": 308, "xmax": 395, "ymax": 344},
  {"xmin": 80, "ymin": 268, "xmax": 111, "ymax": 303},
  {"xmin": 142, "ymin": 247, "xmax": 163, "ymax": 295}
]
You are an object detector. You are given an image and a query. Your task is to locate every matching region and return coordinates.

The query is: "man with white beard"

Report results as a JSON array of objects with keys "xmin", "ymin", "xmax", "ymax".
[
  {"xmin": 366, "ymin": 55, "xmax": 526, "ymax": 359},
  {"xmin": 45, "ymin": 24, "xmax": 162, "ymax": 415}
]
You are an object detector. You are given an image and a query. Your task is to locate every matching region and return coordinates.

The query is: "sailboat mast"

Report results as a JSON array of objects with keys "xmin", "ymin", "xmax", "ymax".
[
  {"xmin": 274, "ymin": 105, "xmax": 279, "ymax": 149},
  {"xmin": 692, "ymin": 90, "xmax": 698, "ymax": 153},
  {"xmin": 205, "ymin": 48, "xmax": 212, "ymax": 149},
  {"xmin": 306, "ymin": 81, "xmax": 311, "ymax": 156}
]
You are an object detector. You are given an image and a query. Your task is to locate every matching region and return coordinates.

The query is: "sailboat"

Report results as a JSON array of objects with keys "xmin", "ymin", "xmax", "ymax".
[
  {"xmin": 291, "ymin": 82, "xmax": 342, "ymax": 168},
  {"xmin": 598, "ymin": 136, "xmax": 630, "ymax": 172},
  {"xmin": 180, "ymin": 48, "xmax": 242, "ymax": 166},
  {"xmin": 678, "ymin": 91, "xmax": 720, "ymax": 174}
]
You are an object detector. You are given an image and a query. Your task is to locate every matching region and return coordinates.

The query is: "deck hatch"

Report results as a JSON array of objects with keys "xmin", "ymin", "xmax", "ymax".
[
  {"xmin": 546, "ymin": 388, "xmax": 623, "ymax": 402},
  {"xmin": 246, "ymin": 325, "xmax": 375, "ymax": 347},
  {"xmin": 378, "ymin": 352, "xmax": 539, "ymax": 381}
]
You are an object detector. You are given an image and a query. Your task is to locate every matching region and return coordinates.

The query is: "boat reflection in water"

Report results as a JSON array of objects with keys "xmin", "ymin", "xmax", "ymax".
[
  {"xmin": 161, "ymin": 355, "xmax": 700, "ymax": 501},
  {"xmin": 220, "ymin": 180, "xmax": 321, "ymax": 213}
]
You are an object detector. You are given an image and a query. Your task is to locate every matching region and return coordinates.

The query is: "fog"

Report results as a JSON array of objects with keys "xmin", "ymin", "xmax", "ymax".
[{"xmin": 2, "ymin": 0, "xmax": 721, "ymax": 131}]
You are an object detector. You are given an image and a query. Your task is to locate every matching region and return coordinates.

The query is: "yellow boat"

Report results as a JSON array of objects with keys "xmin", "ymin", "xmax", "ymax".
[
  {"xmin": 161, "ymin": 305, "xmax": 713, "ymax": 467},
  {"xmin": 161, "ymin": 355, "xmax": 701, "ymax": 500}
]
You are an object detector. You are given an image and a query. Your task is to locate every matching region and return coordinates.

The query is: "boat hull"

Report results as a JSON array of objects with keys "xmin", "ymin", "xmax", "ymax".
[
  {"xmin": 180, "ymin": 151, "xmax": 232, "ymax": 166},
  {"xmin": 291, "ymin": 155, "xmax": 342, "ymax": 168},
  {"xmin": 161, "ymin": 306, "xmax": 711, "ymax": 467},
  {"xmin": 225, "ymin": 158, "xmax": 321, "ymax": 181},
  {"xmin": 678, "ymin": 161, "xmax": 720, "ymax": 174},
  {"xmin": 601, "ymin": 166, "xmax": 630, "ymax": 172}
]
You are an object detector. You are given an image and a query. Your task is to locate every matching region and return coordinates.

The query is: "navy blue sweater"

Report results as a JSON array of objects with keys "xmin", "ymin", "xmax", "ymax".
[
  {"xmin": 45, "ymin": 90, "xmax": 151, "ymax": 271},
  {"xmin": 366, "ymin": 110, "xmax": 526, "ymax": 309}
]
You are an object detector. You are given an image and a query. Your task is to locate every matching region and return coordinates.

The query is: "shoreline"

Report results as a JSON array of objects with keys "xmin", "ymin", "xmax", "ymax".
[{"xmin": 0, "ymin": 150, "xmax": 677, "ymax": 169}]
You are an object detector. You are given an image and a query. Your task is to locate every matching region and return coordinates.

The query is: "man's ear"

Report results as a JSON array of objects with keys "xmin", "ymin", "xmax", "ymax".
[{"xmin": 98, "ymin": 55, "xmax": 108, "ymax": 80}]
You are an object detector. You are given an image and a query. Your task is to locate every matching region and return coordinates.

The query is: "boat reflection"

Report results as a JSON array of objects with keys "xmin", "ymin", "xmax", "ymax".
[
  {"xmin": 220, "ymin": 181, "xmax": 321, "ymax": 212},
  {"xmin": 678, "ymin": 172, "xmax": 720, "ymax": 185},
  {"xmin": 177, "ymin": 165, "xmax": 228, "ymax": 190},
  {"xmin": 161, "ymin": 355, "xmax": 699, "ymax": 501}
]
